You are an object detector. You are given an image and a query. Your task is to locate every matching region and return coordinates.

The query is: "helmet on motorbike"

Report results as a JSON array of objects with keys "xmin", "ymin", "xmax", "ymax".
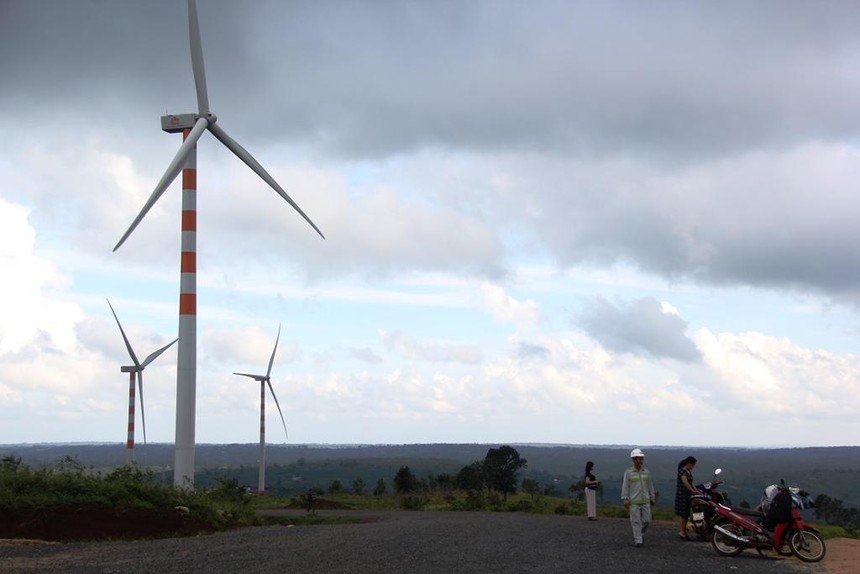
[{"xmin": 630, "ymin": 448, "xmax": 645, "ymax": 458}]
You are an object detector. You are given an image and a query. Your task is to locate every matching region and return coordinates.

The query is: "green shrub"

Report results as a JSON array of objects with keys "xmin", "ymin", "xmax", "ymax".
[
  {"xmin": 510, "ymin": 499, "xmax": 535, "ymax": 512},
  {"xmin": 0, "ymin": 459, "xmax": 261, "ymax": 534},
  {"xmin": 206, "ymin": 478, "xmax": 251, "ymax": 505},
  {"xmin": 400, "ymin": 495, "xmax": 427, "ymax": 510},
  {"xmin": 815, "ymin": 523, "xmax": 859, "ymax": 540}
]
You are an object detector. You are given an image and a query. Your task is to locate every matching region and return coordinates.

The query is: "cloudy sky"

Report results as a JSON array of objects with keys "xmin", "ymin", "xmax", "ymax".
[{"xmin": 1, "ymin": 0, "xmax": 859, "ymax": 449}]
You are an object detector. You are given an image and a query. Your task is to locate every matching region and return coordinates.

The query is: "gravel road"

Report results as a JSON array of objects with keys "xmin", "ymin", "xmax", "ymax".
[{"xmin": 0, "ymin": 510, "xmax": 827, "ymax": 573}]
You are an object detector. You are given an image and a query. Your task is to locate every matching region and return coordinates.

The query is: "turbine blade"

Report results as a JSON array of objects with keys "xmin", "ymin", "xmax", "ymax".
[
  {"xmin": 267, "ymin": 379, "xmax": 289, "ymax": 441},
  {"xmin": 266, "ymin": 325, "xmax": 281, "ymax": 379},
  {"xmin": 113, "ymin": 117, "xmax": 209, "ymax": 252},
  {"xmin": 140, "ymin": 338, "xmax": 179, "ymax": 368},
  {"xmin": 188, "ymin": 0, "xmax": 210, "ymax": 114},
  {"xmin": 107, "ymin": 299, "xmax": 141, "ymax": 367},
  {"xmin": 234, "ymin": 372, "xmax": 264, "ymax": 381},
  {"xmin": 138, "ymin": 371, "xmax": 147, "ymax": 445},
  {"xmin": 207, "ymin": 122, "xmax": 325, "ymax": 239}
]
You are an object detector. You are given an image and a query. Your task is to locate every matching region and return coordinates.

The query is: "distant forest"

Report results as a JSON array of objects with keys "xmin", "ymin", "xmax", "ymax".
[{"xmin": 2, "ymin": 443, "xmax": 858, "ymax": 509}]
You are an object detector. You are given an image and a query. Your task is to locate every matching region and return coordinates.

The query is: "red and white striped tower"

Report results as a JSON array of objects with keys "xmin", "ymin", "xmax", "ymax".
[
  {"xmin": 108, "ymin": 298, "xmax": 175, "ymax": 469},
  {"xmin": 258, "ymin": 381, "xmax": 266, "ymax": 492},
  {"xmin": 125, "ymin": 371, "xmax": 136, "ymax": 465},
  {"xmin": 115, "ymin": 0, "xmax": 322, "ymax": 489},
  {"xmin": 234, "ymin": 326, "xmax": 287, "ymax": 493},
  {"xmin": 173, "ymin": 122, "xmax": 198, "ymax": 489}
]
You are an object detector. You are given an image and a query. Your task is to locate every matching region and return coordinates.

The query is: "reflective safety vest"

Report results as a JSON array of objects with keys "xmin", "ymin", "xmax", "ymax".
[{"xmin": 622, "ymin": 467, "xmax": 653, "ymax": 504}]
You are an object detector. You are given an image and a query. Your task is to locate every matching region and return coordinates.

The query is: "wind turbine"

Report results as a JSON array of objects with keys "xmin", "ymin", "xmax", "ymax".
[
  {"xmin": 107, "ymin": 299, "xmax": 178, "ymax": 466},
  {"xmin": 234, "ymin": 325, "xmax": 289, "ymax": 493},
  {"xmin": 112, "ymin": 0, "xmax": 323, "ymax": 488}
]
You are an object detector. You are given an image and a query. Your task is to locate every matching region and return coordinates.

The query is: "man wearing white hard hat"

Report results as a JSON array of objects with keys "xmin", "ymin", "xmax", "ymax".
[{"xmin": 621, "ymin": 448, "xmax": 656, "ymax": 547}]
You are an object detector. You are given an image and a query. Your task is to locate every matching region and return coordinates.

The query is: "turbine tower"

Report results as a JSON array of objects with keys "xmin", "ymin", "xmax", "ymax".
[
  {"xmin": 107, "ymin": 299, "xmax": 178, "ymax": 466},
  {"xmin": 113, "ymin": 0, "xmax": 323, "ymax": 488},
  {"xmin": 234, "ymin": 325, "xmax": 289, "ymax": 493}
]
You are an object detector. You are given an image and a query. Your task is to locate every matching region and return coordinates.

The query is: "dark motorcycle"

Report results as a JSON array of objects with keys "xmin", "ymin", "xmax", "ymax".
[
  {"xmin": 710, "ymin": 481, "xmax": 825, "ymax": 563},
  {"xmin": 688, "ymin": 468, "xmax": 729, "ymax": 540}
]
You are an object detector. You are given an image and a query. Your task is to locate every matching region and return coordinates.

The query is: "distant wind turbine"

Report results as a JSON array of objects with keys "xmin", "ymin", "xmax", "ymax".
[
  {"xmin": 234, "ymin": 325, "xmax": 289, "ymax": 493},
  {"xmin": 107, "ymin": 299, "xmax": 178, "ymax": 466},
  {"xmin": 112, "ymin": 0, "xmax": 323, "ymax": 488}
]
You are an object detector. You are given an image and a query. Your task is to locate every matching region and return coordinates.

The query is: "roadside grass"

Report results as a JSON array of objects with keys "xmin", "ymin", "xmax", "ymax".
[
  {"xmin": 815, "ymin": 523, "xmax": 857, "ymax": 540},
  {"xmin": 0, "ymin": 456, "xmax": 259, "ymax": 533},
  {"xmin": 254, "ymin": 489, "xmax": 854, "ymax": 540},
  {"xmin": 254, "ymin": 490, "xmax": 678, "ymax": 520}
]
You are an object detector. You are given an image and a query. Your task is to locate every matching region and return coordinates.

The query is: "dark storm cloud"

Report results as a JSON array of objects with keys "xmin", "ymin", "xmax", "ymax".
[
  {"xmin": 237, "ymin": 0, "xmax": 860, "ymax": 160},
  {"xmin": 3, "ymin": 0, "xmax": 860, "ymax": 296},
  {"xmin": 9, "ymin": 1, "xmax": 854, "ymax": 160},
  {"xmin": 577, "ymin": 296, "xmax": 701, "ymax": 362}
]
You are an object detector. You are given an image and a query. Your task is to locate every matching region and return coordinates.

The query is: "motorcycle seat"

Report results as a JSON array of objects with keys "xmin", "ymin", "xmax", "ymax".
[{"xmin": 732, "ymin": 506, "xmax": 763, "ymax": 518}]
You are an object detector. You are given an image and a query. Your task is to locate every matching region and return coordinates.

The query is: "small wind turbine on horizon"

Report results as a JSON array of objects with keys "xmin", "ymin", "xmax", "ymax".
[
  {"xmin": 107, "ymin": 299, "xmax": 178, "ymax": 466},
  {"xmin": 234, "ymin": 325, "xmax": 289, "ymax": 493},
  {"xmin": 112, "ymin": 0, "xmax": 323, "ymax": 488}
]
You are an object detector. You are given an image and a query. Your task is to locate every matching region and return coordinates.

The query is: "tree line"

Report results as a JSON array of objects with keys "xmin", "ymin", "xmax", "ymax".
[
  {"xmin": 390, "ymin": 445, "xmax": 528, "ymax": 499},
  {"xmin": 814, "ymin": 494, "xmax": 860, "ymax": 529},
  {"xmin": 315, "ymin": 445, "xmax": 531, "ymax": 507}
]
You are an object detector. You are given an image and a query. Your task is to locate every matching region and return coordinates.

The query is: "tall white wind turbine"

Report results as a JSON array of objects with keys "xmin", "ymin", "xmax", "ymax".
[
  {"xmin": 107, "ymin": 299, "xmax": 178, "ymax": 466},
  {"xmin": 113, "ymin": 0, "xmax": 323, "ymax": 488},
  {"xmin": 234, "ymin": 325, "xmax": 289, "ymax": 493}
]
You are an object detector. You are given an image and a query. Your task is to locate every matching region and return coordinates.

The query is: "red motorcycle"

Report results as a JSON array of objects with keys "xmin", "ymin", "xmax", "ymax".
[
  {"xmin": 710, "ymin": 481, "xmax": 825, "ymax": 562},
  {"xmin": 688, "ymin": 468, "xmax": 729, "ymax": 540}
]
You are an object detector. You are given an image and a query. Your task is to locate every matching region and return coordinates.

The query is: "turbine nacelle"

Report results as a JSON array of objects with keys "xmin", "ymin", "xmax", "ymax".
[
  {"xmin": 235, "ymin": 373, "xmax": 269, "ymax": 383},
  {"xmin": 160, "ymin": 112, "xmax": 218, "ymax": 134}
]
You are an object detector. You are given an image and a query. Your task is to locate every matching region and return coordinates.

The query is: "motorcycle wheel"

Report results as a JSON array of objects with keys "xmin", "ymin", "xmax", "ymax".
[
  {"xmin": 788, "ymin": 529, "xmax": 826, "ymax": 563},
  {"xmin": 711, "ymin": 521, "xmax": 745, "ymax": 557}
]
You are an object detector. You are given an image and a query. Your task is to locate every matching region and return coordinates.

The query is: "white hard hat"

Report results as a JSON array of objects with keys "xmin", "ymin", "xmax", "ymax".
[{"xmin": 630, "ymin": 448, "xmax": 645, "ymax": 458}]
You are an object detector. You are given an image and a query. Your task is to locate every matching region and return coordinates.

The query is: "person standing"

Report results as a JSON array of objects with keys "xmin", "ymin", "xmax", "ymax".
[
  {"xmin": 675, "ymin": 456, "xmax": 698, "ymax": 540},
  {"xmin": 584, "ymin": 461, "xmax": 600, "ymax": 520},
  {"xmin": 621, "ymin": 448, "xmax": 656, "ymax": 547}
]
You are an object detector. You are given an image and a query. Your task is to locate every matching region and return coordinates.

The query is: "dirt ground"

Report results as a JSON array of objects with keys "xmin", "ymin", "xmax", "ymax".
[
  {"xmin": 820, "ymin": 538, "xmax": 860, "ymax": 574},
  {"xmin": 0, "ymin": 506, "xmax": 218, "ymax": 542}
]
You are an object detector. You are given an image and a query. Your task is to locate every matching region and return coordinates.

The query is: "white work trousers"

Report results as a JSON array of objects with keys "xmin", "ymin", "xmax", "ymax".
[{"xmin": 629, "ymin": 503, "xmax": 651, "ymax": 544}]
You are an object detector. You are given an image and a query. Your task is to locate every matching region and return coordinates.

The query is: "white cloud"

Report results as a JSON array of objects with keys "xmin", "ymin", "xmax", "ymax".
[
  {"xmin": 205, "ymin": 326, "xmax": 300, "ymax": 368},
  {"xmin": 0, "ymin": 199, "xmax": 81, "ymax": 353},
  {"xmin": 479, "ymin": 282, "xmax": 539, "ymax": 327},
  {"xmin": 379, "ymin": 329, "xmax": 483, "ymax": 365},
  {"xmin": 696, "ymin": 329, "xmax": 860, "ymax": 418}
]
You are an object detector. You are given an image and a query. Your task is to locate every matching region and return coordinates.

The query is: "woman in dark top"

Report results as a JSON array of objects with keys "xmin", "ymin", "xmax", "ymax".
[
  {"xmin": 584, "ymin": 461, "xmax": 599, "ymax": 520},
  {"xmin": 675, "ymin": 456, "xmax": 698, "ymax": 539}
]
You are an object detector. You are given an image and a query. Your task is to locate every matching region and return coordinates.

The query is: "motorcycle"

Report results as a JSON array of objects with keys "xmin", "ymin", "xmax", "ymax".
[
  {"xmin": 710, "ymin": 481, "xmax": 826, "ymax": 563},
  {"xmin": 688, "ymin": 468, "xmax": 729, "ymax": 540}
]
